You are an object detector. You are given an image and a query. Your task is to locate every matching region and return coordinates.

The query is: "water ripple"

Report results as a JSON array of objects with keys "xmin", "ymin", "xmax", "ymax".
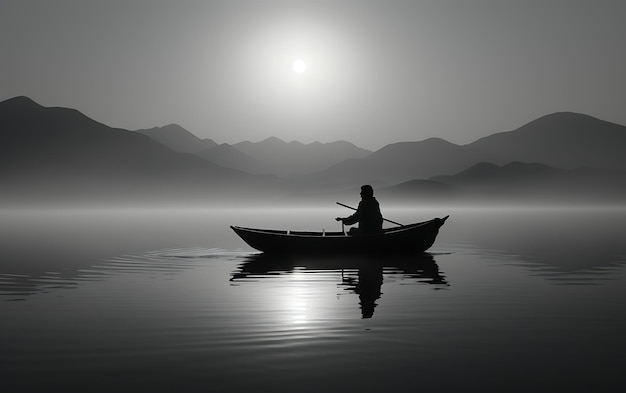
[{"xmin": 0, "ymin": 248, "xmax": 246, "ymax": 301}]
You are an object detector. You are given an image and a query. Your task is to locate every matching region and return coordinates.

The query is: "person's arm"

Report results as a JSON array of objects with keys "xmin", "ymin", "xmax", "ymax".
[
  {"xmin": 342, "ymin": 212, "xmax": 359, "ymax": 225},
  {"xmin": 336, "ymin": 202, "xmax": 362, "ymax": 225}
]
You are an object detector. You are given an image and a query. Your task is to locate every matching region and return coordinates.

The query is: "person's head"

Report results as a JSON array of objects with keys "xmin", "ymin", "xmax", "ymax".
[{"xmin": 360, "ymin": 184, "xmax": 374, "ymax": 199}]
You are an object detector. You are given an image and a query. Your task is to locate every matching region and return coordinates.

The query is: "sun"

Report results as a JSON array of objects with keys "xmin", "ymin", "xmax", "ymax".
[{"xmin": 292, "ymin": 59, "xmax": 307, "ymax": 74}]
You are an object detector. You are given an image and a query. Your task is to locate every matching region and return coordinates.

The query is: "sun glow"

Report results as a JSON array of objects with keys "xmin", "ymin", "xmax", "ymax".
[
  {"xmin": 241, "ymin": 19, "xmax": 364, "ymax": 142},
  {"xmin": 292, "ymin": 59, "xmax": 307, "ymax": 74}
]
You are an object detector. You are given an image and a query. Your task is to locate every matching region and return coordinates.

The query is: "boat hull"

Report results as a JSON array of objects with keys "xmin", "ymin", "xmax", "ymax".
[{"xmin": 231, "ymin": 216, "xmax": 449, "ymax": 254}]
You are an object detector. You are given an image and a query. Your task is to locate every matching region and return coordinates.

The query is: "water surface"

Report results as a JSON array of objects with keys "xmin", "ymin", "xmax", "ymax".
[{"xmin": 2, "ymin": 207, "xmax": 625, "ymax": 392}]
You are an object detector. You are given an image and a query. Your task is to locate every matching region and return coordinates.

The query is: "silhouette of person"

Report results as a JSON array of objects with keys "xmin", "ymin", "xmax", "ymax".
[{"xmin": 336, "ymin": 185, "xmax": 383, "ymax": 235}]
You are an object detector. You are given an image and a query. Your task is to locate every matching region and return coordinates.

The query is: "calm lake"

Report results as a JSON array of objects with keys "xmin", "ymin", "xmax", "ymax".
[{"xmin": 2, "ymin": 206, "xmax": 625, "ymax": 392}]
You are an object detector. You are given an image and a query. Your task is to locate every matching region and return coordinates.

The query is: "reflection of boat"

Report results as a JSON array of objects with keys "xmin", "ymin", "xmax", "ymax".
[
  {"xmin": 231, "ymin": 253, "xmax": 448, "ymax": 319},
  {"xmin": 231, "ymin": 216, "xmax": 449, "ymax": 254}
]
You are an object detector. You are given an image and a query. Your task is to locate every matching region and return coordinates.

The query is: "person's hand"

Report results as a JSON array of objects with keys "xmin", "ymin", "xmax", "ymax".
[{"xmin": 335, "ymin": 217, "xmax": 343, "ymax": 222}]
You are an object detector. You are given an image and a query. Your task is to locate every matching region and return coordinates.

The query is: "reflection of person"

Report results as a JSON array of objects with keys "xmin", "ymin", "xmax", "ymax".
[
  {"xmin": 335, "ymin": 185, "xmax": 383, "ymax": 235},
  {"xmin": 356, "ymin": 264, "xmax": 383, "ymax": 318}
]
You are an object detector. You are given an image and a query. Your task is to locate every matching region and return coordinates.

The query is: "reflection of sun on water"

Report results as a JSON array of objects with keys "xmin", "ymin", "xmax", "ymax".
[
  {"xmin": 286, "ymin": 270, "xmax": 309, "ymax": 324},
  {"xmin": 257, "ymin": 267, "xmax": 355, "ymax": 330}
]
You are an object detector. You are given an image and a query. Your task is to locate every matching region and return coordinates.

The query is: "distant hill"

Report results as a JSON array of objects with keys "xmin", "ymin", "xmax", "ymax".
[
  {"xmin": 467, "ymin": 112, "xmax": 626, "ymax": 171},
  {"xmin": 430, "ymin": 161, "xmax": 626, "ymax": 202},
  {"xmin": 0, "ymin": 96, "xmax": 275, "ymax": 204},
  {"xmin": 136, "ymin": 124, "xmax": 218, "ymax": 153},
  {"xmin": 300, "ymin": 138, "xmax": 509, "ymax": 189},
  {"xmin": 433, "ymin": 162, "xmax": 559, "ymax": 187},
  {"xmin": 378, "ymin": 179, "xmax": 461, "ymax": 203},
  {"xmin": 232, "ymin": 137, "xmax": 372, "ymax": 177},
  {"xmin": 195, "ymin": 143, "xmax": 267, "ymax": 174}
]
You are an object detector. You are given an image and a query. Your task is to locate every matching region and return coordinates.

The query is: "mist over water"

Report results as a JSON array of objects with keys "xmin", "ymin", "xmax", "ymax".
[{"xmin": 2, "ymin": 206, "xmax": 626, "ymax": 392}]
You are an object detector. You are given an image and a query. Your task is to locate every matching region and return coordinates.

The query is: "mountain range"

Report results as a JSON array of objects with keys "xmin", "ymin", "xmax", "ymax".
[
  {"xmin": 302, "ymin": 112, "xmax": 626, "ymax": 189},
  {"xmin": 1, "ymin": 96, "xmax": 625, "ymax": 205},
  {"xmin": 136, "ymin": 126, "xmax": 372, "ymax": 177}
]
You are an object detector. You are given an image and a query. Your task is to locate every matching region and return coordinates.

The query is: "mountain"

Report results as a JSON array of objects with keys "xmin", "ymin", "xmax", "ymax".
[
  {"xmin": 467, "ymin": 112, "xmax": 626, "ymax": 170},
  {"xmin": 300, "ymin": 138, "xmax": 509, "ymax": 189},
  {"xmin": 136, "ymin": 124, "xmax": 218, "ymax": 153},
  {"xmin": 0, "ymin": 96, "xmax": 274, "ymax": 204},
  {"xmin": 233, "ymin": 137, "xmax": 372, "ymax": 177}
]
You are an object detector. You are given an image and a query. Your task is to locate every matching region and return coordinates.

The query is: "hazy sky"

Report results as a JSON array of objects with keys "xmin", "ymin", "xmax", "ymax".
[{"xmin": 2, "ymin": 0, "xmax": 625, "ymax": 149}]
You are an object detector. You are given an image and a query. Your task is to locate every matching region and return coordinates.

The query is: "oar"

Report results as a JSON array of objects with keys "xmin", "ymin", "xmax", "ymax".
[{"xmin": 336, "ymin": 202, "xmax": 403, "ymax": 226}]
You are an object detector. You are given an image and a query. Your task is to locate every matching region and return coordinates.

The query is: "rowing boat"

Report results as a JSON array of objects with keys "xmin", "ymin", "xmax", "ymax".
[{"xmin": 231, "ymin": 215, "xmax": 449, "ymax": 254}]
